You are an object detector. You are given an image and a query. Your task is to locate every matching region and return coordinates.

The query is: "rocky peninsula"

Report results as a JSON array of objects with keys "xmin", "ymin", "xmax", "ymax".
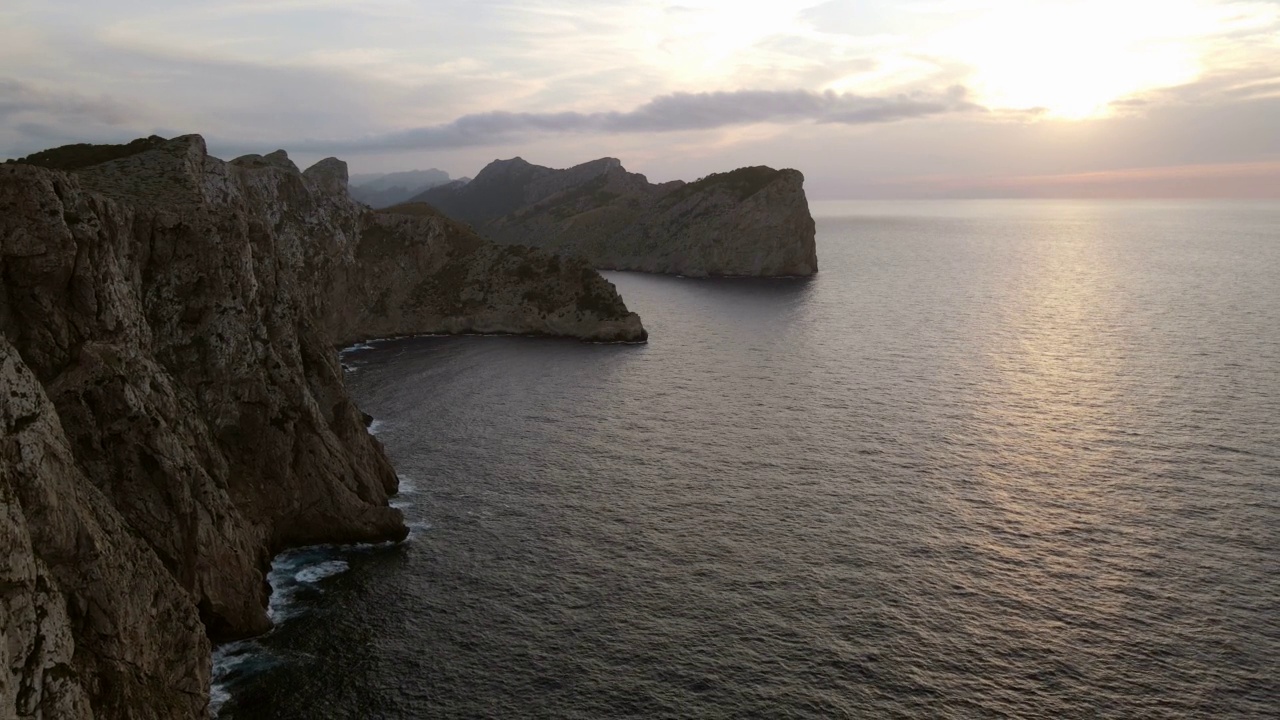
[
  {"xmin": 0, "ymin": 135, "xmax": 644, "ymax": 718},
  {"xmin": 414, "ymin": 157, "xmax": 819, "ymax": 277}
]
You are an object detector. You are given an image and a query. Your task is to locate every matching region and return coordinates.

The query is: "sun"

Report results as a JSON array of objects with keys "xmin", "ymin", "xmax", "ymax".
[{"xmin": 927, "ymin": 1, "xmax": 1225, "ymax": 119}]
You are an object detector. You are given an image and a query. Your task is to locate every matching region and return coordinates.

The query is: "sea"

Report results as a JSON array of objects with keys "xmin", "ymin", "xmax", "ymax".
[{"xmin": 212, "ymin": 200, "xmax": 1279, "ymax": 719}]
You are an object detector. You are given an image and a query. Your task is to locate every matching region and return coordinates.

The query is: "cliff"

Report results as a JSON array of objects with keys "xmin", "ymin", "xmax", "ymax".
[
  {"xmin": 0, "ymin": 135, "xmax": 643, "ymax": 718},
  {"xmin": 341, "ymin": 203, "xmax": 644, "ymax": 343},
  {"xmin": 414, "ymin": 158, "xmax": 818, "ymax": 277}
]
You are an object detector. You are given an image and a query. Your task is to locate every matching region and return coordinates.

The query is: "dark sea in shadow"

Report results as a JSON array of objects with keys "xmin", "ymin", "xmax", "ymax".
[{"xmin": 214, "ymin": 200, "xmax": 1279, "ymax": 719}]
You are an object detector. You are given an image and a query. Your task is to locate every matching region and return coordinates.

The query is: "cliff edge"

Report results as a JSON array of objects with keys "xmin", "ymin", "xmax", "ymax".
[
  {"xmin": 414, "ymin": 158, "xmax": 818, "ymax": 277},
  {"xmin": 0, "ymin": 135, "xmax": 644, "ymax": 718}
]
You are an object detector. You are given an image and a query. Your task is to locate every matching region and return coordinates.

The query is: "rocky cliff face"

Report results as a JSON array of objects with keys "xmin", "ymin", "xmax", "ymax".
[
  {"xmin": 0, "ymin": 135, "xmax": 644, "ymax": 718},
  {"xmin": 2, "ymin": 337, "xmax": 207, "ymax": 719},
  {"xmin": 335, "ymin": 203, "xmax": 645, "ymax": 343},
  {"xmin": 415, "ymin": 158, "xmax": 818, "ymax": 277}
]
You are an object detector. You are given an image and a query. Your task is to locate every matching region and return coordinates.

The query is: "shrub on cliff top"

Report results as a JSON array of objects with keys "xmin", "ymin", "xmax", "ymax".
[
  {"xmin": 665, "ymin": 166, "xmax": 779, "ymax": 203},
  {"xmin": 6, "ymin": 135, "xmax": 169, "ymax": 170}
]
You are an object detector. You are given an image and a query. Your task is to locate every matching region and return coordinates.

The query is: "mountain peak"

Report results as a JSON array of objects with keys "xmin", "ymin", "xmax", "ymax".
[{"xmin": 411, "ymin": 156, "xmax": 817, "ymax": 277}]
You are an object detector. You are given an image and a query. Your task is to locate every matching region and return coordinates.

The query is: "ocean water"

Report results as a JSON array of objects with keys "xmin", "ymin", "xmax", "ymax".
[{"xmin": 214, "ymin": 200, "xmax": 1279, "ymax": 718}]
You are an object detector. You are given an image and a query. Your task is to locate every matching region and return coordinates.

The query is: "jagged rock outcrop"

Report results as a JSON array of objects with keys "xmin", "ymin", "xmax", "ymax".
[
  {"xmin": 414, "ymin": 157, "xmax": 818, "ymax": 277},
  {"xmin": 0, "ymin": 135, "xmax": 645, "ymax": 718}
]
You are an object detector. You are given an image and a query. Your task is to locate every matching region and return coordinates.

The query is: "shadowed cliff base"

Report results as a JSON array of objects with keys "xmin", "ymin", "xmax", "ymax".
[
  {"xmin": 412, "ymin": 157, "xmax": 819, "ymax": 278},
  {"xmin": 0, "ymin": 134, "xmax": 644, "ymax": 719}
]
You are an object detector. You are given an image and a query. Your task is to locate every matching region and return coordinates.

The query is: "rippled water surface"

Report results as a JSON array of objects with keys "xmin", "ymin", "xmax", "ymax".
[{"xmin": 217, "ymin": 200, "xmax": 1279, "ymax": 718}]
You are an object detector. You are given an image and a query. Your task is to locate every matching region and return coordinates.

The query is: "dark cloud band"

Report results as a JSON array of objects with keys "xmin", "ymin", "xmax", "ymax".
[
  {"xmin": 306, "ymin": 86, "xmax": 980, "ymax": 153},
  {"xmin": 0, "ymin": 78, "xmax": 132, "ymax": 124}
]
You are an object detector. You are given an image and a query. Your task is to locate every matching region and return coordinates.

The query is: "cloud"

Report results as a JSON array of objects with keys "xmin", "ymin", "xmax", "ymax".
[
  {"xmin": 305, "ymin": 86, "xmax": 980, "ymax": 153},
  {"xmin": 0, "ymin": 78, "xmax": 132, "ymax": 124},
  {"xmin": 0, "ymin": 78, "xmax": 144, "ymax": 155},
  {"xmin": 5, "ymin": 0, "xmax": 1276, "ymax": 197}
]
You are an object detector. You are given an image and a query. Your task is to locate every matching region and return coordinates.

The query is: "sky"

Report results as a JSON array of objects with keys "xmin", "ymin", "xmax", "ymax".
[{"xmin": 2, "ymin": 0, "xmax": 1278, "ymax": 198}]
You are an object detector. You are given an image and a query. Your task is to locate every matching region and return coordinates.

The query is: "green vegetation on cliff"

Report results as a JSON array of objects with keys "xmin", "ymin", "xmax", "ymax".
[
  {"xmin": 667, "ymin": 166, "xmax": 780, "ymax": 203},
  {"xmin": 6, "ymin": 135, "xmax": 169, "ymax": 170}
]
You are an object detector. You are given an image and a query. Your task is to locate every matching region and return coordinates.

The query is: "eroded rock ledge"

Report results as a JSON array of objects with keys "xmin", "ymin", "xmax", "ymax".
[{"xmin": 0, "ymin": 135, "xmax": 645, "ymax": 718}]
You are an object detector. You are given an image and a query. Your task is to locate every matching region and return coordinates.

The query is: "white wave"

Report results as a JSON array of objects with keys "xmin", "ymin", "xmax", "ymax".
[
  {"xmin": 209, "ymin": 646, "xmax": 240, "ymax": 716},
  {"xmin": 267, "ymin": 587, "xmax": 300, "ymax": 623},
  {"xmin": 208, "ymin": 541, "xmax": 398, "ymax": 713},
  {"xmin": 211, "ymin": 641, "xmax": 255, "ymax": 676},
  {"xmin": 209, "ymin": 682, "xmax": 231, "ymax": 716},
  {"xmin": 295, "ymin": 560, "xmax": 349, "ymax": 584},
  {"xmin": 210, "ymin": 639, "xmax": 274, "ymax": 717},
  {"xmin": 405, "ymin": 520, "xmax": 434, "ymax": 542},
  {"xmin": 264, "ymin": 548, "xmax": 347, "ymax": 621},
  {"xmin": 368, "ymin": 419, "xmax": 385, "ymax": 435}
]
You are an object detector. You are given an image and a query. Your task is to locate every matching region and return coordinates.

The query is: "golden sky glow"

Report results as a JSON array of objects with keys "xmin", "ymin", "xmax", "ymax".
[
  {"xmin": 1, "ymin": 0, "xmax": 1278, "ymax": 196},
  {"xmin": 934, "ymin": 6, "xmax": 1195, "ymax": 118},
  {"xmin": 929, "ymin": 0, "xmax": 1277, "ymax": 118}
]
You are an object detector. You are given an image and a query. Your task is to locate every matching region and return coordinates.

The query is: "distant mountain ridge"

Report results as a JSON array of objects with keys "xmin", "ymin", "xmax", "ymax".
[
  {"xmin": 349, "ymin": 168, "xmax": 452, "ymax": 208},
  {"xmin": 410, "ymin": 157, "xmax": 818, "ymax": 277}
]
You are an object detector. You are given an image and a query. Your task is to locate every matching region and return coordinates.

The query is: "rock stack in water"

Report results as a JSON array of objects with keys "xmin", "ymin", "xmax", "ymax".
[
  {"xmin": 0, "ymin": 135, "xmax": 645, "ymax": 718},
  {"xmin": 414, "ymin": 158, "xmax": 819, "ymax": 277}
]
